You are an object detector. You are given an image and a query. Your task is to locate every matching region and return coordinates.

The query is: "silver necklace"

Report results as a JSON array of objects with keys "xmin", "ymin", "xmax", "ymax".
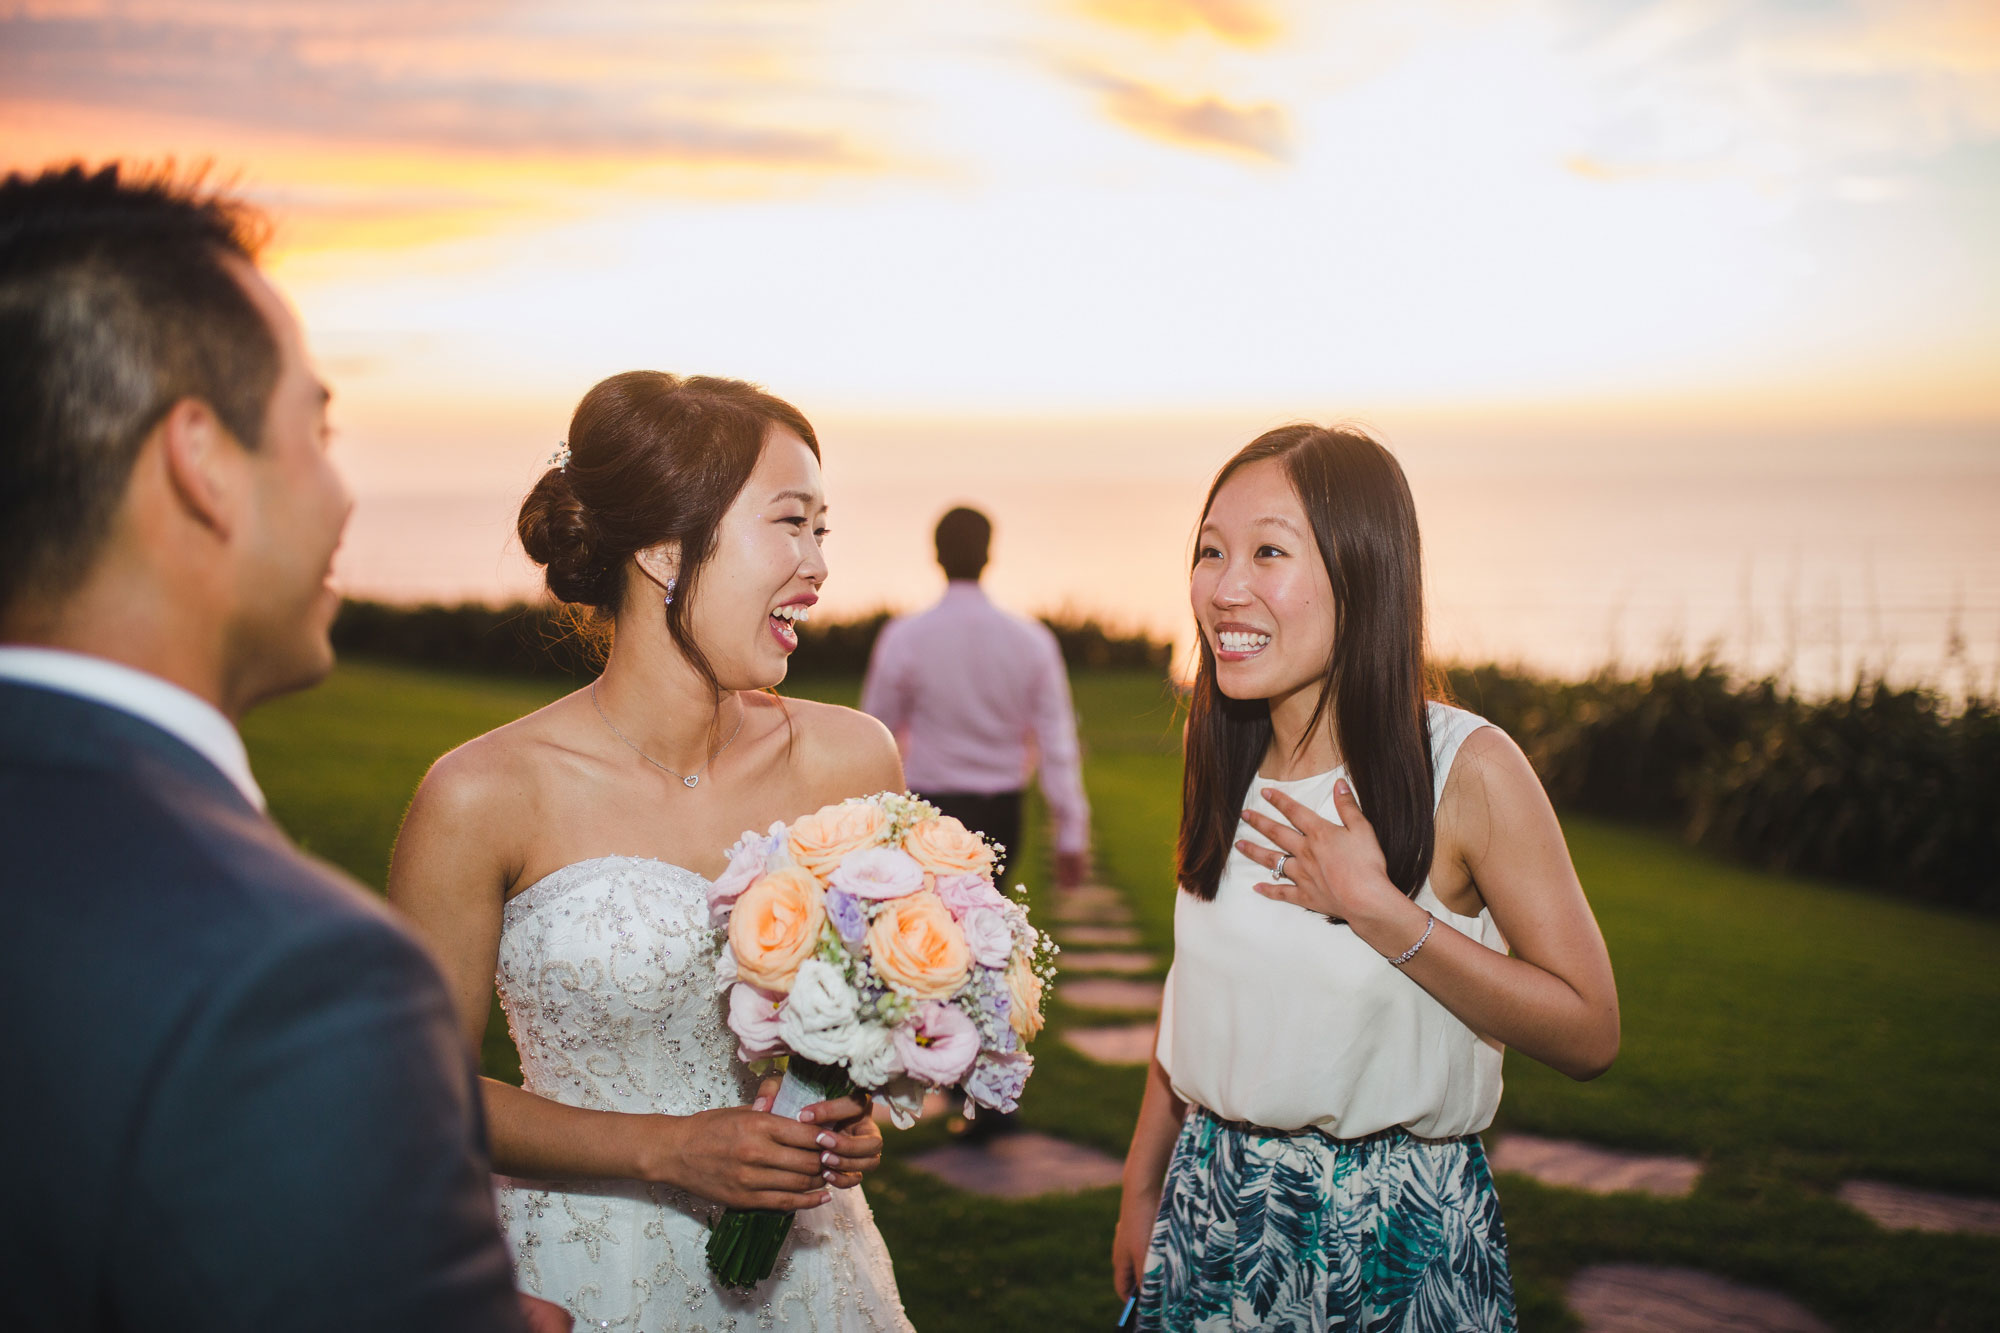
[{"xmin": 591, "ymin": 681, "xmax": 744, "ymax": 789}]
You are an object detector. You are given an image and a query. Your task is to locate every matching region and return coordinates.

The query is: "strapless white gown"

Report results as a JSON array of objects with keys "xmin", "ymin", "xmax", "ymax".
[{"xmin": 493, "ymin": 856, "xmax": 915, "ymax": 1331}]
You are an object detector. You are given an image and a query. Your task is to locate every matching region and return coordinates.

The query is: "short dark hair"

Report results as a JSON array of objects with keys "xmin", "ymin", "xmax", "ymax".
[
  {"xmin": 934, "ymin": 506, "xmax": 990, "ymax": 580},
  {"xmin": 0, "ymin": 163, "xmax": 278, "ymax": 616}
]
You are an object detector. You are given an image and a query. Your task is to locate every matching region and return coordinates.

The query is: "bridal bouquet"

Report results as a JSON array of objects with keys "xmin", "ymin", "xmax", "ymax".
[{"xmin": 705, "ymin": 791, "xmax": 1056, "ymax": 1287}]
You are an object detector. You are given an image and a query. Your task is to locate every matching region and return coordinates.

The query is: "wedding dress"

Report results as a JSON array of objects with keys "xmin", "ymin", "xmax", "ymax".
[{"xmin": 494, "ymin": 855, "xmax": 915, "ymax": 1332}]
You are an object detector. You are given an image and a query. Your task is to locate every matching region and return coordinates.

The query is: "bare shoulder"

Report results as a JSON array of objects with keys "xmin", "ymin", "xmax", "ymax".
[
  {"xmin": 774, "ymin": 694, "xmax": 904, "ymax": 798},
  {"xmin": 1437, "ymin": 723, "xmax": 1552, "ymax": 858},
  {"xmin": 402, "ymin": 694, "xmax": 582, "ymax": 857}
]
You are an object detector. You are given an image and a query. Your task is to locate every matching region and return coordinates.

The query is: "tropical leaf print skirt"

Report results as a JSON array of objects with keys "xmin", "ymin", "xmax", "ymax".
[{"xmin": 1137, "ymin": 1107, "xmax": 1517, "ymax": 1332}]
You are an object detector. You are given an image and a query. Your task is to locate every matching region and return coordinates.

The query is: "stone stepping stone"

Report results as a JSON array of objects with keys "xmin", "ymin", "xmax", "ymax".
[
  {"xmin": 1061, "ymin": 977, "xmax": 1163, "ymax": 1012},
  {"xmin": 1057, "ymin": 924, "xmax": 1143, "ymax": 947},
  {"xmin": 1491, "ymin": 1133, "xmax": 1700, "ymax": 1197},
  {"xmin": 1567, "ymin": 1264, "xmax": 1831, "ymax": 1332},
  {"xmin": 1052, "ymin": 885, "xmax": 1133, "ymax": 924},
  {"xmin": 1063, "ymin": 1025, "xmax": 1156, "ymax": 1066},
  {"xmin": 1837, "ymin": 1179, "xmax": 2000, "ymax": 1235},
  {"xmin": 1060, "ymin": 950, "xmax": 1157, "ymax": 975},
  {"xmin": 907, "ymin": 1131, "xmax": 1124, "ymax": 1199}
]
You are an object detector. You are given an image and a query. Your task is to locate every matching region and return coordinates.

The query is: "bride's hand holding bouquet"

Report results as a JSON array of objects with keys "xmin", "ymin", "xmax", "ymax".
[{"xmin": 705, "ymin": 792, "xmax": 1056, "ymax": 1286}]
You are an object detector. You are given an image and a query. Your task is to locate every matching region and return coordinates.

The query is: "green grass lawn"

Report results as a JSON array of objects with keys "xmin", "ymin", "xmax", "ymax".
[{"xmin": 243, "ymin": 661, "xmax": 2000, "ymax": 1331}]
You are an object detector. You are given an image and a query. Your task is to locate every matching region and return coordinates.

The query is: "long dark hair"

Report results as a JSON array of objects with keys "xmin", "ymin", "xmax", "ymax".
[
  {"xmin": 1177, "ymin": 424, "xmax": 1442, "ymax": 901},
  {"xmin": 516, "ymin": 371, "xmax": 818, "ymax": 697}
]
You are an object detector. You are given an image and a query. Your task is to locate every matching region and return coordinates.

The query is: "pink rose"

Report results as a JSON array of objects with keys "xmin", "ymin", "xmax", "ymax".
[
  {"xmin": 710, "ymin": 823, "xmax": 783, "ymax": 926},
  {"xmin": 828, "ymin": 847, "xmax": 926, "ymax": 901},
  {"xmin": 727, "ymin": 982, "xmax": 786, "ymax": 1061},
  {"xmin": 934, "ymin": 873, "xmax": 1007, "ymax": 920},
  {"xmin": 959, "ymin": 905, "xmax": 1014, "ymax": 969},
  {"xmin": 893, "ymin": 1001, "xmax": 981, "ymax": 1087}
]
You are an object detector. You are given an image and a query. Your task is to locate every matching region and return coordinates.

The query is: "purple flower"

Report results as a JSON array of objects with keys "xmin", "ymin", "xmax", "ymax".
[
  {"xmin": 828, "ymin": 846, "xmax": 926, "ymax": 900},
  {"xmin": 825, "ymin": 889, "xmax": 868, "ymax": 945},
  {"xmin": 934, "ymin": 873, "xmax": 1007, "ymax": 920},
  {"xmin": 892, "ymin": 1001, "xmax": 981, "ymax": 1087},
  {"xmin": 965, "ymin": 1050, "xmax": 1033, "ymax": 1114}
]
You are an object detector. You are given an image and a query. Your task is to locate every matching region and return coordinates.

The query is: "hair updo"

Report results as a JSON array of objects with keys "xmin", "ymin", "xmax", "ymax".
[{"xmin": 517, "ymin": 371, "xmax": 818, "ymax": 672}]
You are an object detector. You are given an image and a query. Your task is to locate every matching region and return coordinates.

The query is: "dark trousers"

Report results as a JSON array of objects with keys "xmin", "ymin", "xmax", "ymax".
[{"xmin": 916, "ymin": 789, "xmax": 1024, "ymax": 885}]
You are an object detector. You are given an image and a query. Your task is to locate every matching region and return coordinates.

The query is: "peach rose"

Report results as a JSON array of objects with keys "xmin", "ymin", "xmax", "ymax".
[
  {"xmin": 901, "ymin": 815, "xmax": 994, "ymax": 878},
  {"xmin": 728, "ymin": 867, "xmax": 826, "ymax": 993},
  {"xmin": 1006, "ymin": 952, "xmax": 1046, "ymax": 1040},
  {"xmin": 867, "ymin": 892, "xmax": 972, "ymax": 1001},
  {"xmin": 787, "ymin": 801, "xmax": 890, "ymax": 881}
]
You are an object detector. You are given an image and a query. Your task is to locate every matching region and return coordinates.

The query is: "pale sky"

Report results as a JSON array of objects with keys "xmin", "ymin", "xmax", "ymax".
[{"xmin": 7, "ymin": 0, "xmax": 1996, "ymax": 430}]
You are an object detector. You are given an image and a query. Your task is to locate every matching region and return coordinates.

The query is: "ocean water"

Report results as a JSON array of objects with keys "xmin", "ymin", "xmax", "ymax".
[{"xmin": 332, "ymin": 416, "xmax": 2000, "ymax": 698}]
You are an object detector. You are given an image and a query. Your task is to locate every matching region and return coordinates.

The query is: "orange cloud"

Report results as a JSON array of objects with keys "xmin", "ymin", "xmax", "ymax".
[
  {"xmin": 1084, "ymin": 72, "xmax": 1289, "ymax": 161},
  {"xmin": 1078, "ymin": 0, "xmax": 1280, "ymax": 46}
]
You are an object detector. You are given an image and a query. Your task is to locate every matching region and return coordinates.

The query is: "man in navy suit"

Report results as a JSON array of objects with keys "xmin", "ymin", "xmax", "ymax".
[{"xmin": 0, "ymin": 166, "xmax": 567, "ymax": 1330}]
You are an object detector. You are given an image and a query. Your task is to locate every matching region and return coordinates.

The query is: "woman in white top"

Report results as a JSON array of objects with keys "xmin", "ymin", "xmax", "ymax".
[
  {"xmin": 388, "ymin": 373, "xmax": 914, "ymax": 1330},
  {"xmin": 1112, "ymin": 424, "xmax": 1619, "ymax": 1331}
]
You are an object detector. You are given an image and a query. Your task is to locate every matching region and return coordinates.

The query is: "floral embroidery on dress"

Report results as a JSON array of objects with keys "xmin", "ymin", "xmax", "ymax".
[{"xmin": 493, "ymin": 857, "xmax": 912, "ymax": 1331}]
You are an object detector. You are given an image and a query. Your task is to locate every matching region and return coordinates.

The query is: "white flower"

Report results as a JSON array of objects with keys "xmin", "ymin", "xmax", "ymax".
[
  {"xmin": 828, "ymin": 846, "xmax": 927, "ymax": 901},
  {"xmin": 876, "ymin": 1075, "xmax": 929, "ymax": 1129},
  {"xmin": 777, "ymin": 959, "xmax": 864, "ymax": 1067},
  {"xmin": 959, "ymin": 905, "xmax": 1015, "ymax": 969},
  {"xmin": 713, "ymin": 944, "xmax": 739, "ymax": 996},
  {"xmin": 845, "ymin": 1022, "xmax": 903, "ymax": 1090}
]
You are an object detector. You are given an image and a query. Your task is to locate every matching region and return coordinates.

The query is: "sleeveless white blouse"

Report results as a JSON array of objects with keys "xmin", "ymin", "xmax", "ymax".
[{"xmin": 1157, "ymin": 703, "xmax": 1508, "ymax": 1139}]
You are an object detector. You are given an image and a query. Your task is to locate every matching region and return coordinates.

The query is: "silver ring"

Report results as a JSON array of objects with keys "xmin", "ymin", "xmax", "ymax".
[{"xmin": 1272, "ymin": 852, "xmax": 1290, "ymax": 882}]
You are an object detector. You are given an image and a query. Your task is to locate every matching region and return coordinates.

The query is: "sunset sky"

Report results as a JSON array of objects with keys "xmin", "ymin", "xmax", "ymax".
[
  {"xmin": 4, "ymin": 0, "xmax": 1997, "ymax": 668},
  {"xmin": 8, "ymin": 0, "xmax": 1995, "ymax": 419}
]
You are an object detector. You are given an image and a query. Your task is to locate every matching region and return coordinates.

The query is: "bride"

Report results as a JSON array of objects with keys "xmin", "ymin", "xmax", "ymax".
[{"xmin": 388, "ymin": 371, "xmax": 915, "ymax": 1330}]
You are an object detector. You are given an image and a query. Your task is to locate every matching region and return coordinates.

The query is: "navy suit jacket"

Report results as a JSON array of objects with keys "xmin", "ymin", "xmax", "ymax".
[{"xmin": 0, "ymin": 681, "xmax": 527, "ymax": 1331}]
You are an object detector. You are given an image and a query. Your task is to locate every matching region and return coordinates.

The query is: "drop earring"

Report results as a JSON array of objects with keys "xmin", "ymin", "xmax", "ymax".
[{"xmin": 663, "ymin": 577, "xmax": 676, "ymax": 608}]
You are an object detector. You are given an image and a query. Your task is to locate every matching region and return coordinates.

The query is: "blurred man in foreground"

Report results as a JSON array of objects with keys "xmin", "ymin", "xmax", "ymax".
[{"xmin": 0, "ymin": 164, "xmax": 565, "ymax": 1331}]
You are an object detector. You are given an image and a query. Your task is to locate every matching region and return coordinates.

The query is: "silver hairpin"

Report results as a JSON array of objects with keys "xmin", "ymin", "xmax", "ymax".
[{"xmin": 549, "ymin": 441, "xmax": 572, "ymax": 471}]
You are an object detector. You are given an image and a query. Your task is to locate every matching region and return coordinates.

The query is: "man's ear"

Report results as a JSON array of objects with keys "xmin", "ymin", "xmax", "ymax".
[
  {"xmin": 156, "ymin": 398, "xmax": 243, "ymax": 540},
  {"xmin": 632, "ymin": 541, "xmax": 681, "ymax": 592}
]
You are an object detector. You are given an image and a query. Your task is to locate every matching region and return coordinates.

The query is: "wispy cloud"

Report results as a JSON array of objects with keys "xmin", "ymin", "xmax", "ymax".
[
  {"xmin": 0, "ymin": 7, "xmax": 861, "ymax": 165},
  {"xmin": 1076, "ymin": 0, "xmax": 1280, "ymax": 46},
  {"xmin": 1077, "ymin": 70, "xmax": 1290, "ymax": 160}
]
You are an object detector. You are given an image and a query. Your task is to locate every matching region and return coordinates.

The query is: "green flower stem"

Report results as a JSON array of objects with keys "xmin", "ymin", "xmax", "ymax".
[{"xmin": 705, "ymin": 1057, "xmax": 858, "ymax": 1289}]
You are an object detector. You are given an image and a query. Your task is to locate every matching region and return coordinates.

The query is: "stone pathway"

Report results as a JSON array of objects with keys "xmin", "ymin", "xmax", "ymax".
[
  {"xmin": 1062, "ymin": 1025, "xmax": 1156, "ymax": 1066},
  {"xmin": 1057, "ymin": 949, "xmax": 1157, "ymax": 975},
  {"xmin": 906, "ymin": 1131, "xmax": 1125, "ymax": 1199},
  {"xmin": 1060, "ymin": 977, "xmax": 1163, "ymax": 1011},
  {"xmin": 1567, "ymin": 1265, "xmax": 1831, "ymax": 1332},
  {"xmin": 1056, "ymin": 924, "xmax": 1142, "ymax": 947},
  {"xmin": 1837, "ymin": 1179, "xmax": 2000, "ymax": 1235},
  {"xmin": 1491, "ymin": 1133, "xmax": 1701, "ymax": 1198},
  {"xmin": 1051, "ymin": 884, "xmax": 1134, "ymax": 924}
]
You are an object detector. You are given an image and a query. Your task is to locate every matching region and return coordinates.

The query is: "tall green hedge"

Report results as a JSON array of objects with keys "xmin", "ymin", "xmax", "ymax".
[
  {"xmin": 1449, "ymin": 664, "xmax": 2000, "ymax": 913},
  {"xmin": 329, "ymin": 598, "xmax": 1172, "ymax": 681}
]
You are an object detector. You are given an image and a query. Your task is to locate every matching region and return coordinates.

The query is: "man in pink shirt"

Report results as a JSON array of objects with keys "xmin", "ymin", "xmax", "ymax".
[{"xmin": 861, "ymin": 507, "xmax": 1090, "ymax": 892}]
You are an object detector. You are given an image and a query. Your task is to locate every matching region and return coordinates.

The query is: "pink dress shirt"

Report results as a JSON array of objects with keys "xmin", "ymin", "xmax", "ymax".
[{"xmin": 860, "ymin": 582, "xmax": 1090, "ymax": 855}]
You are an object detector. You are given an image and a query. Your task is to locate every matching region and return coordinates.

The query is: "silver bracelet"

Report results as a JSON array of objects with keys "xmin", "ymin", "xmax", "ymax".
[{"xmin": 1389, "ymin": 912, "xmax": 1435, "ymax": 967}]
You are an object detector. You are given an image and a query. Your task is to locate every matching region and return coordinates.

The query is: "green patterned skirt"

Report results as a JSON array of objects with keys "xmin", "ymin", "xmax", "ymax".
[{"xmin": 1137, "ymin": 1107, "xmax": 1517, "ymax": 1332}]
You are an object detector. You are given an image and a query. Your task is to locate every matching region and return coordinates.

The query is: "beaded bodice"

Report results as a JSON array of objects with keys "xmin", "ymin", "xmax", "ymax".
[{"xmin": 496, "ymin": 856, "xmax": 754, "ymax": 1116}]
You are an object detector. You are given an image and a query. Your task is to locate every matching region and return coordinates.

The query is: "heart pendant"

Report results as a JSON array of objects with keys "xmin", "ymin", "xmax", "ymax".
[{"xmin": 684, "ymin": 775, "xmax": 700, "ymax": 788}]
